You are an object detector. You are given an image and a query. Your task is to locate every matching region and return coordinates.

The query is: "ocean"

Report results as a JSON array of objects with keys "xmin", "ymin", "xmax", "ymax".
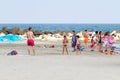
[{"xmin": 0, "ymin": 24, "xmax": 120, "ymax": 32}]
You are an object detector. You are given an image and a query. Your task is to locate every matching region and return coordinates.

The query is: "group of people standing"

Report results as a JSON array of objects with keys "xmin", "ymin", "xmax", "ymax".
[
  {"xmin": 26, "ymin": 27, "xmax": 115, "ymax": 56},
  {"xmin": 62, "ymin": 29, "xmax": 115, "ymax": 55},
  {"xmin": 89, "ymin": 30, "xmax": 115, "ymax": 55},
  {"xmin": 62, "ymin": 30, "xmax": 83, "ymax": 55}
]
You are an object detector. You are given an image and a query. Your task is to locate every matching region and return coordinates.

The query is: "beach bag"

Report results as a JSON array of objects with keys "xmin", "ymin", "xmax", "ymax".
[
  {"xmin": 80, "ymin": 47, "xmax": 85, "ymax": 51},
  {"xmin": 7, "ymin": 50, "xmax": 18, "ymax": 55}
]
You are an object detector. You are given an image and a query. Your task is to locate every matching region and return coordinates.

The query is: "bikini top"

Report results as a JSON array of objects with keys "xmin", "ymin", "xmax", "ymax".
[{"xmin": 63, "ymin": 39, "xmax": 68, "ymax": 43}]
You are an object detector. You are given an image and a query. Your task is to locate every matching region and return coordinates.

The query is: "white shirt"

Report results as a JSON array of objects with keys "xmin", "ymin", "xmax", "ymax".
[{"xmin": 91, "ymin": 32, "xmax": 95, "ymax": 37}]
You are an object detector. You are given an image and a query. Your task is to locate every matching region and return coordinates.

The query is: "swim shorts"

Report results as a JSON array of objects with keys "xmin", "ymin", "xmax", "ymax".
[
  {"xmin": 84, "ymin": 37, "xmax": 88, "ymax": 43},
  {"xmin": 27, "ymin": 39, "xmax": 35, "ymax": 46}
]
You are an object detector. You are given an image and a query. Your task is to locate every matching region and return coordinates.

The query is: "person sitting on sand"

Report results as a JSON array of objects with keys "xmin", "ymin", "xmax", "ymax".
[
  {"xmin": 26, "ymin": 27, "xmax": 35, "ymax": 55},
  {"xmin": 76, "ymin": 35, "xmax": 82, "ymax": 55},
  {"xmin": 62, "ymin": 35, "xmax": 69, "ymax": 55},
  {"xmin": 91, "ymin": 29, "xmax": 95, "ymax": 38}
]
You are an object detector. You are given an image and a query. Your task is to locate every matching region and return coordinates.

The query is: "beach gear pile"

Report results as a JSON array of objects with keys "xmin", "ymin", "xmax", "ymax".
[
  {"xmin": 112, "ymin": 44, "xmax": 120, "ymax": 54},
  {"xmin": 7, "ymin": 50, "xmax": 18, "ymax": 55},
  {"xmin": 0, "ymin": 34, "xmax": 24, "ymax": 42}
]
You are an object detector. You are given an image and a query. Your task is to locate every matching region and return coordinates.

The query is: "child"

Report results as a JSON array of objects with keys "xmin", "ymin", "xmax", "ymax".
[
  {"xmin": 62, "ymin": 36, "xmax": 69, "ymax": 55},
  {"xmin": 76, "ymin": 35, "xmax": 82, "ymax": 55},
  {"xmin": 90, "ymin": 36, "xmax": 96, "ymax": 51}
]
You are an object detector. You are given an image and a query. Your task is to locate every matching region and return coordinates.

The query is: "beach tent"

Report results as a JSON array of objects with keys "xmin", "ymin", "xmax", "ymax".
[{"xmin": 0, "ymin": 34, "xmax": 24, "ymax": 42}]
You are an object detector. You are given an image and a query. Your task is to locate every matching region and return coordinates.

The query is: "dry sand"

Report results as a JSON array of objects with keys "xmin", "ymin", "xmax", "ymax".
[{"xmin": 0, "ymin": 41, "xmax": 120, "ymax": 80}]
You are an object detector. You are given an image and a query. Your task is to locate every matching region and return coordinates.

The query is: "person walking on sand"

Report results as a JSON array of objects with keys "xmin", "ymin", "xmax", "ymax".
[
  {"xmin": 26, "ymin": 27, "xmax": 35, "ymax": 55},
  {"xmin": 62, "ymin": 35, "xmax": 69, "ymax": 55},
  {"xmin": 72, "ymin": 30, "xmax": 76, "ymax": 52},
  {"xmin": 83, "ymin": 30, "xmax": 89, "ymax": 51},
  {"xmin": 76, "ymin": 35, "xmax": 82, "ymax": 55}
]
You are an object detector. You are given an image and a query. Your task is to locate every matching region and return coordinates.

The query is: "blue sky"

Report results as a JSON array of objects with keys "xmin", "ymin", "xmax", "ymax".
[{"xmin": 0, "ymin": 0, "xmax": 120, "ymax": 23}]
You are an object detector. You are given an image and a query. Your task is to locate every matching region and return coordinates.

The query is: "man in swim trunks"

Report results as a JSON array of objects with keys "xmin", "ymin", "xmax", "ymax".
[{"xmin": 26, "ymin": 27, "xmax": 35, "ymax": 55}]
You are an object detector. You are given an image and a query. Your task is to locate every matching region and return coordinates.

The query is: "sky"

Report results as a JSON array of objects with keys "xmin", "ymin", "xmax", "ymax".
[{"xmin": 0, "ymin": 0, "xmax": 120, "ymax": 23}]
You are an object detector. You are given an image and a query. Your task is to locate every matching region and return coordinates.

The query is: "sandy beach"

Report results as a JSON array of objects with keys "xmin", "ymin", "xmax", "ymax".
[
  {"xmin": 0, "ymin": 0, "xmax": 120, "ymax": 79},
  {"xmin": 0, "ymin": 41, "xmax": 120, "ymax": 80}
]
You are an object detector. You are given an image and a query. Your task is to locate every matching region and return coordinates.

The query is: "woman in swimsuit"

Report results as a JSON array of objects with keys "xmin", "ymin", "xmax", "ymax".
[
  {"xmin": 76, "ymin": 35, "xmax": 82, "ymax": 55},
  {"xmin": 62, "ymin": 36, "xmax": 69, "ymax": 55},
  {"xmin": 83, "ymin": 30, "xmax": 89, "ymax": 51},
  {"xmin": 98, "ymin": 31, "xmax": 103, "ymax": 52}
]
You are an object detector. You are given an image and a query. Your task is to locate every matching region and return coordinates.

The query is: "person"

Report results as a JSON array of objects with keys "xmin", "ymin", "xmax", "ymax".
[
  {"xmin": 98, "ymin": 31, "xmax": 103, "ymax": 52},
  {"xmin": 71, "ymin": 30, "xmax": 76, "ymax": 52},
  {"xmin": 95, "ymin": 31, "xmax": 99, "ymax": 51},
  {"xmin": 102, "ymin": 32, "xmax": 108, "ymax": 51},
  {"xmin": 91, "ymin": 29, "xmax": 95, "ymax": 37},
  {"xmin": 83, "ymin": 30, "xmax": 89, "ymax": 51},
  {"xmin": 106, "ymin": 33, "xmax": 115, "ymax": 55},
  {"xmin": 90, "ymin": 36, "xmax": 96, "ymax": 51},
  {"xmin": 76, "ymin": 35, "xmax": 82, "ymax": 55},
  {"xmin": 26, "ymin": 27, "xmax": 35, "ymax": 55},
  {"xmin": 62, "ymin": 35, "xmax": 69, "ymax": 55}
]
